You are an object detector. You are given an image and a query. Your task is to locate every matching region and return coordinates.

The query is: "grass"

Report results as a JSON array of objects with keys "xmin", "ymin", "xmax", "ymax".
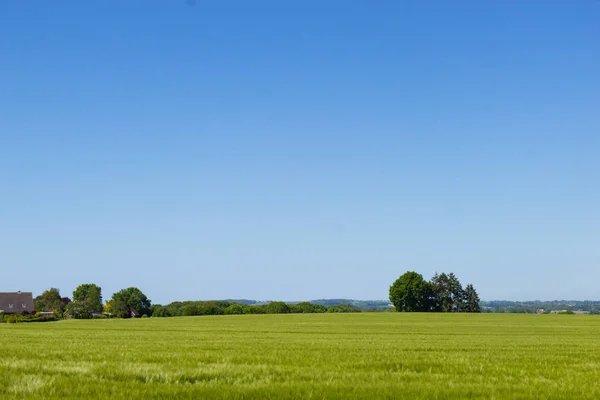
[{"xmin": 1, "ymin": 313, "xmax": 600, "ymax": 399}]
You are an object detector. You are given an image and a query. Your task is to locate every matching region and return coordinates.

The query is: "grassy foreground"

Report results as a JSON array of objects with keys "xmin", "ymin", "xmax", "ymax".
[{"xmin": 1, "ymin": 313, "xmax": 599, "ymax": 399}]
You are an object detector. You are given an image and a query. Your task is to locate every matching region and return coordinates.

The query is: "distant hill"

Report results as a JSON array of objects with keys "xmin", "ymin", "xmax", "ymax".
[
  {"xmin": 309, "ymin": 299, "xmax": 392, "ymax": 310},
  {"xmin": 480, "ymin": 300, "xmax": 600, "ymax": 314},
  {"xmin": 221, "ymin": 299, "xmax": 393, "ymax": 310},
  {"xmin": 222, "ymin": 299, "xmax": 259, "ymax": 305}
]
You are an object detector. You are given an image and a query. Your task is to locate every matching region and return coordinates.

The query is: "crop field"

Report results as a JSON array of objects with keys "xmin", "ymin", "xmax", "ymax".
[{"xmin": 1, "ymin": 313, "xmax": 600, "ymax": 399}]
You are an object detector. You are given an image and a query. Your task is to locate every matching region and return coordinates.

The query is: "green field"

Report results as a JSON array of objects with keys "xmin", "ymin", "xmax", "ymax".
[{"xmin": 1, "ymin": 313, "xmax": 599, "ymax": 399}]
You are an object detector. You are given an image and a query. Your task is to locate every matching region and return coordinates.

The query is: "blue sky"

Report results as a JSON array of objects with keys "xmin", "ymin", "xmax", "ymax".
[{"xmin": 1, "ymin": 1, "xmax": 599, "ymax": 303}]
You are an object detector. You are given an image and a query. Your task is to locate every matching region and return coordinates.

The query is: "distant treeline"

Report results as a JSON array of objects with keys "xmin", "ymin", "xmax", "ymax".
[
  {"xmin": 481, "ymin": 300, "xmax": 600, "ymax": 314},
  {"xmin": 310, "ymin": 299, "xmax": 392, "ymax": 310},
  {"xmin": 151, "ymin": 301, "xmax": 360, "ymax": 317},
  {"xmin": 223, "ymin": 299, "xmax": 392, "ymax": 310}
]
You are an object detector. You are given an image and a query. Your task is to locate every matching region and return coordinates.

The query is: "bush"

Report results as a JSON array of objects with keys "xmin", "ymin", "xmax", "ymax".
[
  {"xmin": 152, "ymin": 306, "xmax": 171, "ymax": 318},
  {"xmin": 264, "ymin": 301, "xmax": 290, "ymax": 314},
  {"xmin": 327, "ymin": 304, "xmax": 360, "ymax": 313},
  {"xmin": 290, "ymin": 302, "xmax": 327, "ymax": 314},
  {"xmin": 224, "ymin": 304, "xmax": 247, "ymax": 315},
  {"xmin": 0, "ymin": 313, "xmax": 58, "ymax": 323},
  {"xmin": 65, "ymin": 301, "xmax": 93, "ymax": 319}
]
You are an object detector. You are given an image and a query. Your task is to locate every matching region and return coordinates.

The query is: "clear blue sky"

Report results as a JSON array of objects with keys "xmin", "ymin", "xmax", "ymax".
[{"xmin": 1, "ymin": 1, "xmax": 599, "ymax": 303}]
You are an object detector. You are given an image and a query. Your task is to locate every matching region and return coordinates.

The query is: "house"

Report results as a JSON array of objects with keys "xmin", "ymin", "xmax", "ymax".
[{"xmin": 0, "ymin": 292, "xmax": 34, "ymax": 314}]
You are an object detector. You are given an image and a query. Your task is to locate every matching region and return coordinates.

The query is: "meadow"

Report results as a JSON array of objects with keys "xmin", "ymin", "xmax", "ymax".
[{"xmin": 1, "ymin": 313, "xmax": 599, "ymax": 399}]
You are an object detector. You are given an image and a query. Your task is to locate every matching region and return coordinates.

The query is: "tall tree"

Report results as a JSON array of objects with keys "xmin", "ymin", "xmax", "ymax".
[
  {"xmin": 430, "ymin": 272, "xmax": 466, "ymax": 312},
  {"xmin": 448, "ymin": 273, "xmax": 465, "ymax": 312},
  {"xmin": 34, "ymin": 288, "xmax": 66, "ymax": 315},
  {"xmin": 389, "ymin": 271, "xmax": 434, "ymax": 312},
  {"xmin": 111, "ymin": 287, "xmax": 151, "ymax": 318},
  {"xmin": 464, "ymin": 284, "xmax": 481, "ymax": 313},
  {"xmin": 72, "ymin": 283, "xmax": 103, "ymax": 313},
  {"xmin": 430, "ymin": 273, "xmax": 453, "ymax": 312}
]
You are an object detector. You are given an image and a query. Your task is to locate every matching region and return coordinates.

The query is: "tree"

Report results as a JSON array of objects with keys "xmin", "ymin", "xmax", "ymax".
[
  {"xmin": 264, "ymin": 301, "xmax": 290, "ymax": 314},
  {"xmin": 72, "ymin": 284, "xmax": 103, "ymax": 314},
  {"xmin": 463, "ymin": 284, "xmax": 481, "ymax": 313},
  {"xmin": 152, "ymin": 305, "xmax": 170, "ymax": 317},
  {"xmin": 34, "ymin": 288, "xmax": 66, "ymax": 315},
  {"xmin": 103, "ymin": 300, "xmax": 113, "ymax": 314},
  {"xmin": 326, "ymin": 303, "xmax": 360, "ymax": 313},
  {"xmin": 65, "ymin": 301, "xmax": 93, "ymax": 319},
  {"xmin": 111, "ymin": 287, "xmax": 151, "ymax": 318},
  {"xmin": 290, "ymin": 302, "xmax": 327, "ymax": 314},
  {"xmin": 430, "ymin": 273, "xmax": 453, "ymax": 312},
  {"xmin": 224, "ymin": 303, "xmax": 247, "ymax": 315},
  {"xmin": 448, "ymin": 273, "xmax": 466, "ymax": 312},
  {"xmin": 430, "ymin": 272, "xmax": 466, "ymax": 312},
  {"xmin": 181, "ymin": 304, "xmax": 200, "ymax": 316},
  {"xmin": 389, "ymin": 271, "xmax": 434, "ymax": 312}
]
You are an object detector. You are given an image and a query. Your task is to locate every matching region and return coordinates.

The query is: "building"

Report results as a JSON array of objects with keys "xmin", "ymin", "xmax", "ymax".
[{"xmin": 0, "ymin": 292, "xmax": 34, "ymax": 314}]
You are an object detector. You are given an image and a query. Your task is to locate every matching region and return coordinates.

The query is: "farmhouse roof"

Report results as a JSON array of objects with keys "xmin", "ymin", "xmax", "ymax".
[{"xmin": 0, "ymin": 292, "xmax": 34, "ymax": 313}]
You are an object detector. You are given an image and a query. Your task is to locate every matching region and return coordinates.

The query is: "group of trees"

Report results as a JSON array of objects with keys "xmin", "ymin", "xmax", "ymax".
[
  {"xmin": 64, "ymin": 284, "xmax": 104, "ymax": 319},
  {"xmin": 35, "ymin": 284, "xmax": 152, "ymax": 319},
  {"xmin": 151, "ymin": 301, "xmax": 359, "ymax": 317},
  {"xmin": 389, "ymin": 271, "xmax": 480, "ymax": 313},
  {"xmin": 33, "ymin": 288, "xmax": 71, "ymax": 316},
  {"xmin": 31, "ymin": 272, "xmax": 481, "ymax": 320},
  {"xmin": 107, "ymin": 287, "xmax": 152, "ymax": 318},
  {"xmin": 33, "ymin": 285, "xmax": 360, "ymax": 319}
]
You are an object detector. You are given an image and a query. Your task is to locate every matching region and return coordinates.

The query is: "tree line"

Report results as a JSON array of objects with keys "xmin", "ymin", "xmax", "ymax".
[
  {"xmin": 28, "ymin": 272, "xmax": 481, "ymax": 320},
  {"xmin": 32, "ymin": 284, "xmax": 361, "ymax": 319},
  {"xmin": 33, "ymin": 285, "xmax": 152, "ymax": 319},
  {"xmin": 152, "ymin": 300, "xmax": 359, "ymax": 317},
  {"xmin": 389, "ymin": 271, "xmax": 481, "ymax": 312}
]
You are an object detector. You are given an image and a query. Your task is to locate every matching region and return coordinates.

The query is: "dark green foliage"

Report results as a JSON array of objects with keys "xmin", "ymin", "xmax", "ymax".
[
  {"xmin": 464, "ymin": 284, "xmax": 481, "ymax": 313},
  {"xmin": 0, "ymin": 313, "xmax": 58, "ymax": 323},
  {"xmin": 245, "ymin": 305, "xmax": 267, "ymax": 314},
  {"xmin": 430, "ymin": 273, "xmax": 453, "ymax": 312},
  {"xmin": 72, "ymin": 284, "xmax": 103, "ymax": 315},
  {"xmin": 326, "ymin": 303, "xmax": 361, "ymax": 313},
  {"xmin": 224, "ymin": 303, "xmax": 248, "ymax": 315},
  {"xmin": 151, "ymin": 305, "xmax": 170, "ymax": 317},
  {"xmin": 390, "ymin": 271, "xmax": 480, "ymax": 313},
  {"xmin": 150, "ymin": 300, "xmax": 359, "ymax": 317},
  {"xmin": 431, "ymin": 273, "xmax": 467, "ymax": 312},
  {"xmin": 34, "ymin": 288, "xmax": 67, "ymax": 316},
  {"xmin": 181, "ymin": 304, "xmax": 200, "ymax": 316},
  {"xmin": 65, "ymin": 301, "xmax": 93, "ymax": 319},
  {"xmin": 111, "ymin": 287, "xmax": 152, "ymax": 318},
  {"xmin": 389, "ymin": 271, "xmax": 435, "ymax": 312},
  {"xmin": 290, "ymin": 302, "xmax": 327, "ymax": 314},
  {"xmin": 264, "ymin": 301, "xmax": 290, "ymax": 314}
]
